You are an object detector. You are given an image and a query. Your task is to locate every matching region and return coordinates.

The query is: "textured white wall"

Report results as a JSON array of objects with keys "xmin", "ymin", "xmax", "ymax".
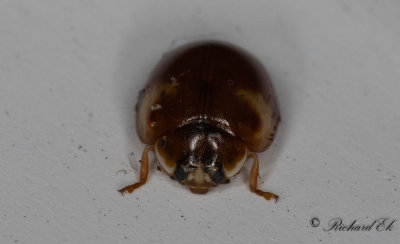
[{"xmin": 0, "ymin": 0, "xmax": 399, "ymax": 243}]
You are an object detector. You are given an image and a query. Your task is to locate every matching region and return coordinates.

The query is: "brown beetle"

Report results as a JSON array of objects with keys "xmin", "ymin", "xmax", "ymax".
[{"xmin": 119, "ymin": 41, "xmax": 280, "ymax": 202}]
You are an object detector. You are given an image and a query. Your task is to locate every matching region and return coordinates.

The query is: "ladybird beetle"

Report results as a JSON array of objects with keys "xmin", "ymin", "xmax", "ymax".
[{"xmin": 119, "ymin": 41, "xmax": 280, "ymax": 202}]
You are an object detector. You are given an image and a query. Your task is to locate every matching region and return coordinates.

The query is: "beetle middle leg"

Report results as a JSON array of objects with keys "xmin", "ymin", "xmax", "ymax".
[
  {"xmin": 118, "ymin": 145, "xmax": 154, "ymax": 195},
  {"xmin": 248, "ymin": 152, "xmax": 279, "ymax": 203}
]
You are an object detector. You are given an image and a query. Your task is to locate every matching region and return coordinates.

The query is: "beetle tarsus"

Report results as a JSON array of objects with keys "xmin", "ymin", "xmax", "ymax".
[
  {"xmin": 248, "ymin": 152, "xmax": 279, "ymax": 203},
  {"xmin": 118, "ymin": 183, "xmax": 142, "ymax": 195},
  {"xmin": 118, "ymin": 145, "xmax": 154, "ymax": 195},
  {"xmin": 254, "ymin": 189, "xmax": 279, "ymax": 203}
]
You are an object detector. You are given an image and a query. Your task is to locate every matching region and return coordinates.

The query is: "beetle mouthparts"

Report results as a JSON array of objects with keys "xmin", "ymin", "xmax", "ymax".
[{"xmin": 189, "ymin": 187, "xmax": 209, "ymax": 194}]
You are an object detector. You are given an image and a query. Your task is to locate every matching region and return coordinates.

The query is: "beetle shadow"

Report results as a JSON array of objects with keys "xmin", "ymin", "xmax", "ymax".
[{"xmin": 113, "ymin": 1, "xmax": 306, "ymax": 193}]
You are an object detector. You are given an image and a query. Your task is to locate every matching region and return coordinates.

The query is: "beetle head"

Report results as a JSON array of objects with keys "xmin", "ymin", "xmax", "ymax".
[{"xmin": 155, "ymin": 123, "xmax": 247, "ymax": 193}]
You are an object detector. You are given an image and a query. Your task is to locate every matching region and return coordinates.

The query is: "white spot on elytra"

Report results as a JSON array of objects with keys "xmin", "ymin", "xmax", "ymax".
[
  {"xmin": 169, "ymin": 77, "xmax": 178, "ymax": 86},
  {"xmin": 150, "ymin": 104, "xmax": 162, "ymax": 110}
]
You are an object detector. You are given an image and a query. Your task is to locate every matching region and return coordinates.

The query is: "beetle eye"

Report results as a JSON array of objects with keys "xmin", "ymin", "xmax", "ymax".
[
  {"xmin": 160, "ymin": 138, "xmax": 167, "ymax": 148},
  {"xmin": 174, "ymin": 166, "xmax": 186, "ymax": 181},
  {"xmin": 212, "ymin": 168, "xmax": 225, "ymax": 184}
]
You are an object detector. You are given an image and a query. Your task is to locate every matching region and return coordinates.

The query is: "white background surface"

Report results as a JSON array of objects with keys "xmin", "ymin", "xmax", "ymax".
[{"xmin": 1, "ymin": 0, "xmax": 399, "ymax": 243}]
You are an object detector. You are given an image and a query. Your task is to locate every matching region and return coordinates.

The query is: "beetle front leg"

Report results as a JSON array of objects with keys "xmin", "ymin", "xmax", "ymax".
[
  {"xmin": 118, "ymin": 145, "xmax": 155, "ymax": 195},
  {"xmin": 248, "ymin": 152, "xmax": 279, "ymax": 203}
]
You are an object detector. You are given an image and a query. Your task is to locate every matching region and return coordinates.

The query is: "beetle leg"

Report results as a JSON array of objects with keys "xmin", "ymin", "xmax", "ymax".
[
  {"xmin": 248, "ymin": 152, "xmax": 279, "ymax": 203},
  {"xmin": 118, "ymin": 145, "xmax": 155, "ymax": 195}
]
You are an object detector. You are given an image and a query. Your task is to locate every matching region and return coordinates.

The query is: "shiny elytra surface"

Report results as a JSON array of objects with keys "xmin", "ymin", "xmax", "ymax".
[{"xmin": 137, "ymin": 41, "xmax": 279, "ymax": 152}]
